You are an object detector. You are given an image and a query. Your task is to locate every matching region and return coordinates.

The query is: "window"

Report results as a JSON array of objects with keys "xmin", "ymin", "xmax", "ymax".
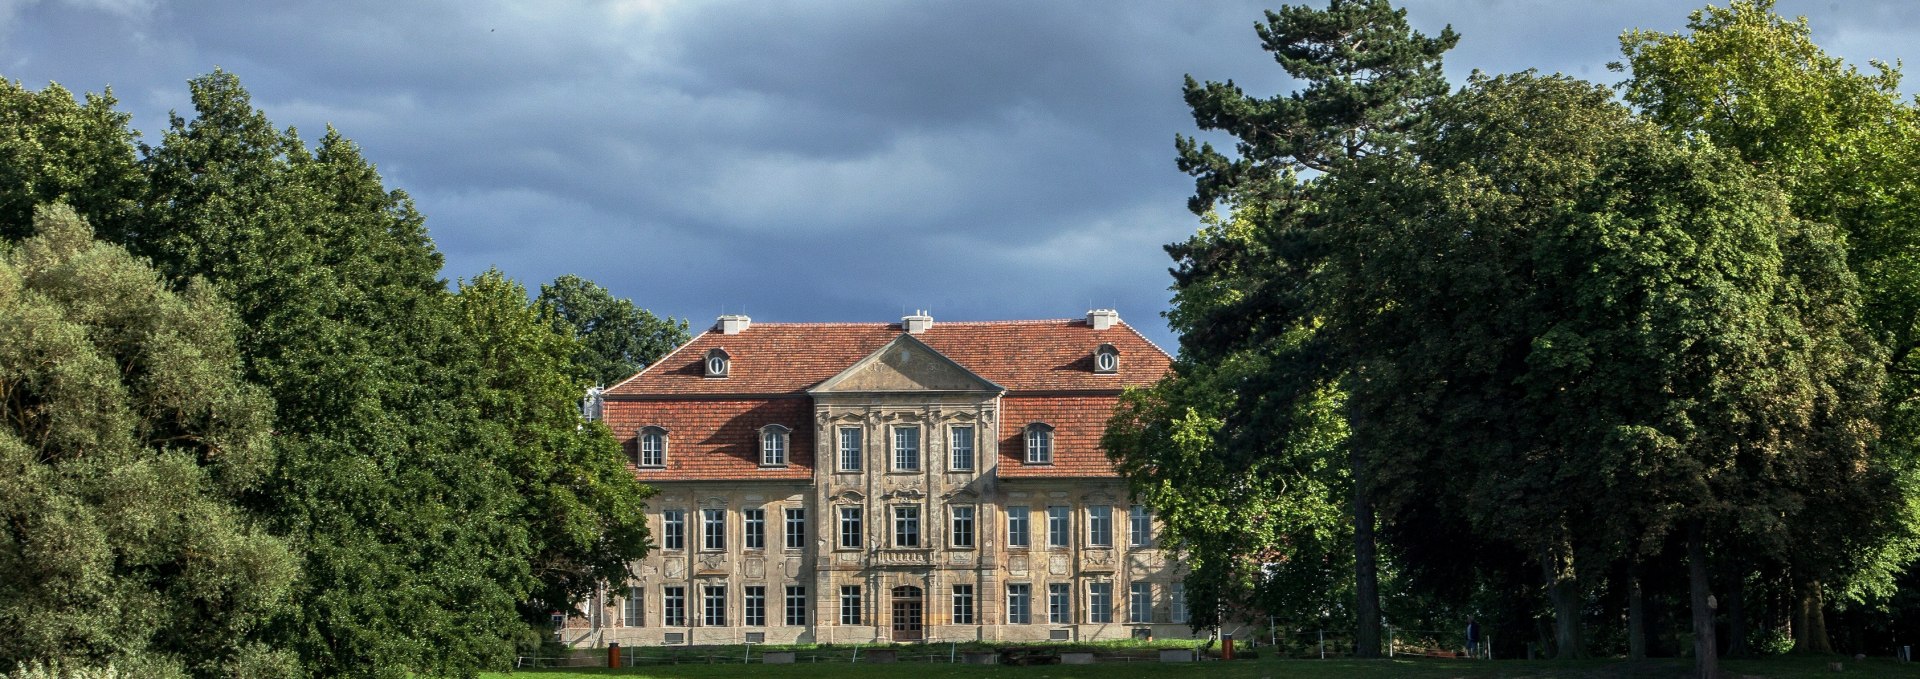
[
  {"xmin": 744, "ymin": 586, "xmax": 766, "ymax": 626},
  {"xmin": 1006, "ymin": 584, "xmax": 1031, "ymax": 624},
  {"xmin": 1089, "ymin": 582, "xmax": 1112, "ymax": 623},
  {"xmin": 1047, "ymin": 505, "xmax": 1070, "ymax": 548},
  {"xmin": 893, "ymin": 506, "xmax": 920, "ymax": 548},
  {"xmin": 662, "ymin": 510, "xmax": 685, "ymax": 551},
  {"xmin": 784, "ymin": 508, "xmax": 806, "ymax": 550},
  {"xmin": 760, "ymin": 425, "xmax": 789, "ymax": 466},
  {"xmin": 702, "ymin": 508, "xmax": 725, "ymax": 551},
  {"xmin": 1048, "ymin": 583, "xmax": 1070, "ymax": 624},
  {"xmin": 637, "ymin": 427, "xmax": 666, "ymax": 467},
  {"xmin": 838, "ymin": 427, "xmax": 862, "ymax": 472},
  {"xmin": 704, "ymin": 348, "xmax": 729, "ymax": 377},
  {"xmin": 1171, "ymin": 582, "xmax": 1188, "ymax": 624},
  {"xmin": 1007, "ymin": 505, "xmax": 1030, "ymax": 548},
  {"xmin": 950, "ymin": 426, "xmax": 974, "ymax": 471},
  {"xmin": 952, "ymin": 585, "xmax": 975, "ymax": 625},
  {"xmin": 950, "ymin": 506, "xmax": 975, "ymax": 549},
  {"xmin": 1089, "ymin": 505, "xmax": 1112, "ymax": 547},
  {"xmin": 838, "ymin": 506, "xmax": 862, "ymax": 549},
  {"xmin": 703, "ymin": 585, "xmax": 727, "ymax": 626},
  {"xmin": 839, "ymin": 586, "xmax": 863, "ymax": 625},
  {"xmin": 1129, "ymin": 505, "xmax": 1152, "ymax": 547},
  {"xmin": 624, "ymin": 586, "xmax": 643, "ymax": 627},
  {"xmin": 1025, "ymin": 424, "xmax": 1053, "ymax": 464},
  {"xmin": 664, "ymin": 586, "xmax": 687, "ymax": 626},
  {"xmin": 893, "ymin": 426, "xmax": 920, "ymax": 471},
  {"xmin": 1094, "ymin": 343, "xmax": 1119, "ymax": 374},
  {"xmin": 784, "ymin": 585, "xmax": 808, "ymax": 626},
  {"xmin": 744, "ymin": 508, "xmax": 766, "ymax": 550},
  {"xmin": 1129, "ymin": 583, "xmax": 1152, "ymax": 624}
]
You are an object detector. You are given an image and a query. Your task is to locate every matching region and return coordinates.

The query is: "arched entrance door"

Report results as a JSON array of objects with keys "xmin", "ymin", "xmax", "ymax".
[{"xmin": 891, "ymin": 585, "xmax": 924, "ymax": 641}]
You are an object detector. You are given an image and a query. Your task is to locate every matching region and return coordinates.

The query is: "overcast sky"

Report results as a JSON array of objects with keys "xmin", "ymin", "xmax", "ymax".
[{"xmin": 3, "ymin": 0, "xmax": 1915, "ymax": 352}]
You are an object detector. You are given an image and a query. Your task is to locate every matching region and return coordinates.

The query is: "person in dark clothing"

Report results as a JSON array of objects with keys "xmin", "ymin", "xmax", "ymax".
[{"xmin": 1466, "ymin": 616, "xmax": 1482, "ymax": 658}]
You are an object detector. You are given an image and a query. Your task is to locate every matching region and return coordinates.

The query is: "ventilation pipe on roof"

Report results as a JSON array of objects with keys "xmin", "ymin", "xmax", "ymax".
[
  {"xmin": 902, "ymin": 311, "xmax": 933, "ymax": 334},
  {"xmin": 718, "ymin": 314, "xmax": 751, "ymax": 335},
  {"xmin": 1087, "ymin": 309, "xmax": 1119, "ymax": 331}
]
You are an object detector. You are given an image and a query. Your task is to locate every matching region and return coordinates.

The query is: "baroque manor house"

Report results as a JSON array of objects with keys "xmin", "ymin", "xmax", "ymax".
[{"xmin": 561, "ymin": 310, "xmax": 1190, "ymax": 646}]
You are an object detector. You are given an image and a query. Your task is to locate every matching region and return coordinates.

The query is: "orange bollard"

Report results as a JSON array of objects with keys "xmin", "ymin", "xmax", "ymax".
[{"xmin": 608, "ymin": 642, "xmax": 621, "ymax": 668}]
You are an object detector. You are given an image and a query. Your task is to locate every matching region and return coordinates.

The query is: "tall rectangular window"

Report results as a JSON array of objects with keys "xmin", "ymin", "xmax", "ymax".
[
  {"xmin": 1048, "ymin": 583, "xmax": 1070, "ymax": 624},
  {"xmin": 1025, "ymin": 426, "xmax": 1052, "ymax": 464},
  {"xmin": 838, "ymin": 506, "xmax": 862, "ymax": 549},
  {"xmin": 839, "ymin": 586, "xmax": 863, "ymax": 625},
  {"xmin": 662, "ymin": 510, "xmax": 685, "ymax": 551},
  {"xmin": 744, "ymin": 508, "xmax": 766, "ymax": 550},
  {"xmin": 624, "ymin": 586, "xmax": 643, "ymax": 627},
  {"xmin": 893, "ymin": 505, "xmax": 920, "ymax": 548},
  {"xmin": 1047, "ymin": 505, "xmax": 1070, "ymax": 548},
  {"xmin": 702, "ymin": 508, "xmax": 725, "ymax": 551},
  {"xmin": 1088, "ymin": 582, "xmax": 1112, "ymax": 623},
  {"xmin": 784, "ymin": 585, "xmax": 807, "ymax": 626},
  {"xmin": 1007, "ymin": 505, "xmax": 1030, "ymax": 548},
  {"xmin": 663, "ymin": 586, "xmax": 686, "ymax": 627},
  {"xmin": 1006, "ymin": 584, "xmax": 1031, "ymax": 624},
  {"xmin": 761, "ymin": 428, "xmax": 787, "ymax": 466},
  {"xmin": 893, "ymin": 426, "xmax": 920, "ymax": 471},
  {"xmin": 838, "ymin": 427, "xmax": 862, "ymax": 471},
  {"xmin": 949, "ymin": 426, "xmax": 974, "ymax": 471},
  {"xmin": 1088, "ymin": 505, "xmax": 1112, "ymax": 547},
  {"xmin": 950, "ymin": 506, "xmax": 975, "ymax": 548},
  {"xmin": 1129, "ymin": 582, "xmax": 1152, "ymax": 624},
  {"xmin": 1129, "ymin": 505, "xmax": 1152, "ymax": 547},
  {"xmin": 703, "ymin": 585, "xmax": 727, "ymax": 626},
  {"xmin": 639, "ymin": 429, "xmax": 664, "ymax": 467},
  {"xmin": 784, "ymin": 508, "xmax": 806, "ymax": 549},
  {"xmin": 1171, "ymin": 582, "xmax": 1188, "ymax": 624},
  {"xmin": 952, "ymin": 584, "xmax": 975, "ymax": 625},
  {"xmin": 744, "ymin": 586, "xmax": 766, "ymax": 626}
]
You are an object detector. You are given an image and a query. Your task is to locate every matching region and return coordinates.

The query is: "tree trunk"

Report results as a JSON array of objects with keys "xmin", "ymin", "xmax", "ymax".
[
  {"xmin": 1725, "ymin": 569, "xmax": 1747, "ymax": 657},
  {"xmin": 1628, "ymin": 567, "xmax": 1647, "ymax": 660},
  {"xmin": 1542, "ymin": 540, "xmax": 1582, "ymax": 659},
  {"xmin": 1792, "ymin": 578, "xmax": 1833, "ymax": 654},
  {"xmin": 1352, "ymin": 453, "xmax": 1381, "ymax": 659},
  {"xmin": 1688, "ymin": 520, "xmax": 1718, "ymax": 679}
]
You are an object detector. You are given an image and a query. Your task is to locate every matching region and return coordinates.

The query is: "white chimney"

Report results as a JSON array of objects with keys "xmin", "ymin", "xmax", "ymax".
[
  {"xmin": 902, "ymin": 311, "xmax": 933, "ymax": 334},
  {"xmin": 1087, "ymin": 309, "xmax": 1119, "ymax": 331},
  {"xmin": 717, "ymin": 314, "xmax": 751, "ymax": 335}
]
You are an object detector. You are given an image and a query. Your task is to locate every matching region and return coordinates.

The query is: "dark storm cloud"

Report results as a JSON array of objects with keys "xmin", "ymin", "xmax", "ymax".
[{"xmin": 2, "ymin": 0, "xmax": 1914, "ymax": 351}]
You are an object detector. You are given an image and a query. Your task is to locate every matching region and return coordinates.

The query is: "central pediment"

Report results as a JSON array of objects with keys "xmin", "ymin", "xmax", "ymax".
[{"xmin": 808, "ymin": 334, "xmax": 1004, "ymax": 394}]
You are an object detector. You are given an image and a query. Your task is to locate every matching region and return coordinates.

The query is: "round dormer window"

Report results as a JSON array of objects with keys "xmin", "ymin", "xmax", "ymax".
[
  {"xmin": 1094, "ymin": 343, "xmax": 1119, "ymax": 374},
  {"xmin": 704, "ymin": 348, "xmax": 730, "ymax": 378}
]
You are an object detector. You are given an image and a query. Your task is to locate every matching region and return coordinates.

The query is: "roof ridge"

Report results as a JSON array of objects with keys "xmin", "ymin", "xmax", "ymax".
[
  {"xmin": 607, "ymin": 329, "xmax": 708, "ymax": 392},
  {"xmin": 1115, "ymin": 320, "xmax": 1174, "ymax": 361}
]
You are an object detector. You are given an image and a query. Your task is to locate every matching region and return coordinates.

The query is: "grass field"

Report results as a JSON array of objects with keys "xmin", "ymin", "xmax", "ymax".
[{"xmin": 481, "ymin": 655, "xmax": 1920, "ymax": 678}]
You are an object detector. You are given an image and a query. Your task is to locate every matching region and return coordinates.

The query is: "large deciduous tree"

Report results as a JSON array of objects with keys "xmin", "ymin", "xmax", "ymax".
[
  {"xmin": 0, "ymin": 205, "xmax": 297, "ymax": 678},
  {"xmin": 536, "ymin": 274, "xmax": 688, "ymax": 387}
]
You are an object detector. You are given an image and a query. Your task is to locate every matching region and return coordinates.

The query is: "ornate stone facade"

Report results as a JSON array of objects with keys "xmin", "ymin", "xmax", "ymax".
[{"xmin": 561, "ymin": 312, "xmax": 1190, "ymax": 646}]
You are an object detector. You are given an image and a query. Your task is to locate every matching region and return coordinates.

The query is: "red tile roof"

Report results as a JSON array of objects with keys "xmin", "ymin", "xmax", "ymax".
[
  {"xmin": 602, "ymin": 317, "xmax": 1172, "ymax": 480},
  {"xmin": 607, "ymin": 318, "xmax": 1171, "ymax": 396}
]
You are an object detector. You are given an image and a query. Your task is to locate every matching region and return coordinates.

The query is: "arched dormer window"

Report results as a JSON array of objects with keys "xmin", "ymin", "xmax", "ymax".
[
  {"xmin": 704, "ymin": 348, "xmax": 730, "ymax": 378},
  {"xmin": 637, "ymin": 426, "xmax": 668, "ymax": 468},
  {"xmin": 760, "ymin": 424, "xmax": 790, "ymax": 467},
  {"xmin": 1024, "ymin": 423, "xmax": 1054, "ymax": 465},
  {"xmin": 1093, "ymin": 343, "xmax": 1119, "ymax": 374}
]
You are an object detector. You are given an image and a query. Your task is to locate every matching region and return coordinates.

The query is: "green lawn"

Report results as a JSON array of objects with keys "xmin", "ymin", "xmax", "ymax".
[{"xmin": 482, "ymin": 655, "xmax": 1920, "ymax": 679}]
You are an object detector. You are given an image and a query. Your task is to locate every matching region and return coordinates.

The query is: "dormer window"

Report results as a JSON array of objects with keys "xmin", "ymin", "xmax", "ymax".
[
  {"xmin": 704, "ymin": 348, "xmax": 730, "ymax": 378},
  {"xmin": 1093, "ymin": 343, "xmax": 1119, "ymax": 374},
  {"xmin": 637, "ymin": 426, "xmax": 668, "ymax": 468},
  {"xmin": 760, "ymin": 425, "xmax": 790, "ymax": 467},
  {"xmin": 1024, "ymin": 423, "xmax": 1054, "ymax": 465}
]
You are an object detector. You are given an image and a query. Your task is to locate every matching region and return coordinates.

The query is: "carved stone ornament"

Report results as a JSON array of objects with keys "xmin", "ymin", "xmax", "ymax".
[
  {"xmin": 882, "ymin": 488, "xmax": 927, "ymax": 501},
  {"xmin": 1049, "ymin": 555, "xmax": 1069, "ymax": 575},
  {"xmin": 744, "ymin": 557, "xmax": 766, "ymax": 578},
  {"xmin": 665, "ymin": 558, "xmax": 687, "ymax": 579},
  {"xmin": 831, "ymin": 490, "xmax": 866, "ymax": 503},
  {"xmin": 783, "ymin": 559, "xmax": 802, "ymax": 578},
  {"xmin": 699, "ymin": 553, "xmax": 725, "ymax": 572},
  {"xmin": 1009, "ymin": 555, "xmax": 1029, "ymax": 576}
]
